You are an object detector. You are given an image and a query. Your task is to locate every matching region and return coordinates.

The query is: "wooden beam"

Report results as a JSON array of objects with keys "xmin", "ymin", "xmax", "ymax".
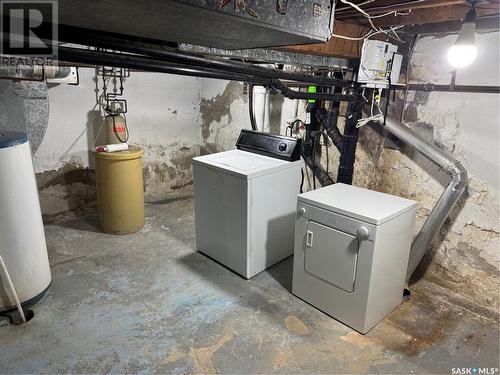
[
  {"xmin": 402, "ymin": 13, "xmax": 500, "ymax": 32},
  {"xmin": 336, "ymin": 0, "xmax": 499, "ymax": 27},
  {"xmin": 370, "ymin": 5, "xmax": 499, "ymax": 26},
  {"xmin": 336, "ymin": 0, "xmax": 468, "ymax": 18},
  {"xmin": 283, "ymin": 21, "xmax": 365, "ymax": 58}
]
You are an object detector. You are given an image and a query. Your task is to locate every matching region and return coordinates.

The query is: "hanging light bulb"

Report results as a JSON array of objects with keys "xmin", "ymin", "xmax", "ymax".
[{"xmin": 447, "ymin": 5, "xmax": 478, "ymax": 68}]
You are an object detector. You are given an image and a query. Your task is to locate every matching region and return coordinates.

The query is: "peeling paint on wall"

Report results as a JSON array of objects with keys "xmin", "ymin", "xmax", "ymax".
[
  {"xmin": 199, "ymin": 81, "xmax": 244, "ymax": 142},
  {"xmin": 36, "ymin": 157, "xmax": 96, "ymax": 218},
  {"xmin": 141, "ymin": 142, "xmax": 198, "ymax": 198},
  {"xmin": 199, "ymin": 80, "xmax": 249, "ymax": 154}
]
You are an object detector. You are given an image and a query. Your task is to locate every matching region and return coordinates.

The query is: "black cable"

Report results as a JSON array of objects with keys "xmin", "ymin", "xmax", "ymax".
[
  {"xmin": 287, "ymin": 119, "xmax": 304, "ymax": 137},
  {"xmin": 312, "ymin": 134, "xmax": 317, "ymax": 189},
  {"xmin": 384, "ymin": 74, "xmax": 391, "ymax": 126},
  {"xmin": 248, "ymin": 84, "xmax": 258, "ymax": 131},
  {"xmin": 300, "ymin": 169, "xmax": 304, "ymax": 194}
]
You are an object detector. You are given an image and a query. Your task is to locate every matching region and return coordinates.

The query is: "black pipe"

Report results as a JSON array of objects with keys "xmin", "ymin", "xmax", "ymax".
[
  {"xmin": 57, "ymin": 47, "xmax": 358, "ymax": 105},
  {"xmin": 248, "ymin": 84, "xmax": 258, "ymax": 131},
  {"xmin": 323, "ymin": 108, "xmax": 343, "ymax": 153},
  {"xmin": 303, "ymin": 154, "xmax": 334, "ymax": 186},
  {"xmin": 58, "ymin": 46, "xmax": 267, "ymax": 83},
  {"xmin": 325, "ymin": 71, "xmax": 345, "ymax": 152},
  {"xmin": 56, "ymin": 25, "xmax": 352, "ymax": 88},
  {"xmin": 392, "ymin": 83, "xmax": 500, "ymax": 94},
  {"xmin": 337, "ymin": 85, "xmax": 364, "ymax": 185},
  {"xmin": 270, "ymin": 80, "xmax": 356, "ymax": 102},
  {"xmin": 300, "ymin": 86, "xmax": 334, "ymax": 187}
]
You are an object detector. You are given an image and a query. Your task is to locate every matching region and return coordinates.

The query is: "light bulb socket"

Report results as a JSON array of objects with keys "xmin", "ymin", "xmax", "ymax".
[
  {"xmin": 464, "ymin": 6, "xmax": 476, "ymax": 23},
  {"xmin": 455, "ymin": 21, "xmax": 476, "ymax": 46}
]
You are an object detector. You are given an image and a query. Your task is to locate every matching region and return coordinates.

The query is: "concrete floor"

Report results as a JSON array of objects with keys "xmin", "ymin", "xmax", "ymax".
[{"xmin": 1, "ymin": 189, "xmax": 498, "ymax": 374}]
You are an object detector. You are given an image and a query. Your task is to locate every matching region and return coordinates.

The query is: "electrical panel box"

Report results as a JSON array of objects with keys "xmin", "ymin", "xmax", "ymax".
[{"xmin": 357, "ymin": 40, "xmax": 402, "ymax": 88}]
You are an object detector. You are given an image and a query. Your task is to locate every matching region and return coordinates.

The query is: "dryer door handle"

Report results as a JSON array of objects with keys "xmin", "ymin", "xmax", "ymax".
[{"xmin": 306, "ymin": 231, "xmax": 314, "ymax": 247}]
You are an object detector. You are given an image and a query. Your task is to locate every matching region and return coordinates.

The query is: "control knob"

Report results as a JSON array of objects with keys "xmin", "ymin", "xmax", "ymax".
[
  {"xmin": 356, "ymin": 226, "xmax": 370, "ymax": 241},
  {"xmin": 278, "ymin": 142, "xmax": 287, "ymax": 152}
]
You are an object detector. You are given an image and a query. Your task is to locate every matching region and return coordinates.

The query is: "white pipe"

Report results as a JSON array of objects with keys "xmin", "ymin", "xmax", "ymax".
[
  {"xmin": 0, "ymin": 256, "xmax": 26, "ymax": 323},
  {"xmin": 252, "ymin": 85, "xmax": 267, "ymax": 131}
]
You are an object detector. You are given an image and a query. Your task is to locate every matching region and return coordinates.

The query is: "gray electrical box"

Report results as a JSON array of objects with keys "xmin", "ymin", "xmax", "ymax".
[{"xmin": 59, "ymin": 0, "xmax": 334, "ymax": 49}]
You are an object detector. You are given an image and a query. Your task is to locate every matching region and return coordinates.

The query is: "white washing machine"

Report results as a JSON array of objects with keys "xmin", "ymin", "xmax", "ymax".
[
  {"xmin": 292, "ymin": 183, "xmax": 416, "ymax": 333},
  {"xmin": 193, "ymin": 130, "xmax": 302, "ymax": 279}
]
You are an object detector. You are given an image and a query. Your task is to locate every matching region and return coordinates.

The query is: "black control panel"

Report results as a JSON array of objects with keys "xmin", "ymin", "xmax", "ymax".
[{"xmin": 236, "ymin": 129, "xmax": 301, "ymax": 161}]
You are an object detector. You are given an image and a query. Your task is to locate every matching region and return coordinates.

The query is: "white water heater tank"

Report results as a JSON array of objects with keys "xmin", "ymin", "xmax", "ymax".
[{"xmin": 0, "ymin": 130, "xmax": 51, "ymax": 311}]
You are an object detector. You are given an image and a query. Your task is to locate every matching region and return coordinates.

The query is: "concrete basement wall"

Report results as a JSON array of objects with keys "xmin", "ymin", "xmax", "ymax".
[
  {"xmin": 198, "ymin": 79, "xmax": 300, "ymax": 148},
  {"xmin": 198, "ymin": 31, "xmax": 500, "ymax": 314},
  {"xmin": 33, "ymin": 68, "xmax": 202, "ymax": 217}
]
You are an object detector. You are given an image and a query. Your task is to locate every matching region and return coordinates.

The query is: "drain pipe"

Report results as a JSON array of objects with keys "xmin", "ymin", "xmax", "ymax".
[
  {"xmin": 371, "ymin": 113, "xmax": 468, "ymax": 281},
  {"xmin": 248, "ymin": 84, "xmax": 258, "ymax": 131},
  {"xmin": 252, "ymin": 85, "xmax": 267, "ymax": 131}
]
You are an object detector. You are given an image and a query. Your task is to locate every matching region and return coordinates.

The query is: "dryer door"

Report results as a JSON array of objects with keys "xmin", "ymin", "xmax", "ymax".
[{"xmin": 304, "ymin": 221, "xmax": 359, "ymax": 293}]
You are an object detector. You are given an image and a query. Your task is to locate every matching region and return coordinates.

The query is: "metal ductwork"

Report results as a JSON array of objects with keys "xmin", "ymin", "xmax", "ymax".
[
  {"xmin": 371, "ymin": 113, "xmax": 468, "ymax": 282},
  {"xmin": 0, "ymin": 66, "xmax": 71, "ymax": 81},
  {"xmin": 57, "ymin": 0, "xmax": 334, "ymax": 50}
]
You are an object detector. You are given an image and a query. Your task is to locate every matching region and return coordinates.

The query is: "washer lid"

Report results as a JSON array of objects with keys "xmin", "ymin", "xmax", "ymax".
[
  {"xmin": 0, "ymin": 129, "xmax": 28, "ymax": 149},
  {"xmin": 298, "ymin": 183, "xmax": 417, "ymax": 225},
  {"xmin": 193, "ymin": 149, "xmax": 300, "ymax": 179}
]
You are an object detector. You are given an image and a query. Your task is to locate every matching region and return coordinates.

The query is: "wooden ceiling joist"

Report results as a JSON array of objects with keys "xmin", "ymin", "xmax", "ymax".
[
  {"xmin": 335, "ymin": 0, "xmax": 500, "ymax": 27},
  {"xmin": 283, "ymin": 0, "xmax": 499, "ymax": 59}
]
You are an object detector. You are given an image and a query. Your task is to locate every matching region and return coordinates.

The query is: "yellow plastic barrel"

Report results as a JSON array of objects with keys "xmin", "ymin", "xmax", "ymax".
[{"xmin": 94, "ymin": 145, "xmax": 144, "ymax": 234}]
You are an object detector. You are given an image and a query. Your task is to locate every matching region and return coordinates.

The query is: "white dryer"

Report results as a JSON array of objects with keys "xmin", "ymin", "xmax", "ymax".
[
  {"xmin": 292, "ymin": 183, "xmax": 416, "ymax": 333},
  {"xmin": 193, "ymin": 130, "xmax": 302, "ymax": 279}
]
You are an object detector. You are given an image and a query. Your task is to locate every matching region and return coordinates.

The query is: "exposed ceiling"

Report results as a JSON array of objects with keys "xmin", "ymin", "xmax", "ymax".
[
  {"xmin": 335, "ymin": 0, "xmax": 500, "ymax": 28},
  {"xmin": 285, "ymin": 0, "xmax": 499, "ymax": 59}
]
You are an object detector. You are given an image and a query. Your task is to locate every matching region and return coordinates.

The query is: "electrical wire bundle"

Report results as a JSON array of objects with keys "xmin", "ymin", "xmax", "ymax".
[
  {"xmin": 357, "ymin": 88, "xmax": 384, "ymax": 128},
  {"xmin": 331, "ymin": 0, "xmax": 406, "ymax": 42}
]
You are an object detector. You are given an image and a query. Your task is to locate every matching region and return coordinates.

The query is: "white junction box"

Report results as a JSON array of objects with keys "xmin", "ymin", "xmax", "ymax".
[
  {"xmin": 357, "ymin": 40, "xmax": 402, "ymax": 88},
  {"xmin": 193, "ymin": 149, "xmax": 302, "ymax": 279},
  {"xmin": 292, "ymin": 183, "xmax": 416, "ymax": 333}
]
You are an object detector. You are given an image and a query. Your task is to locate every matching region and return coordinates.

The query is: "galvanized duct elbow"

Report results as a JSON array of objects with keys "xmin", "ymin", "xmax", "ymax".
[
  {"xmin": 371, "ymin": 113, "xmax": 468, "ymax": 282},
  {"xmin": 0, "ymin": 65, "xmax": 71, "ymax": 80}
]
